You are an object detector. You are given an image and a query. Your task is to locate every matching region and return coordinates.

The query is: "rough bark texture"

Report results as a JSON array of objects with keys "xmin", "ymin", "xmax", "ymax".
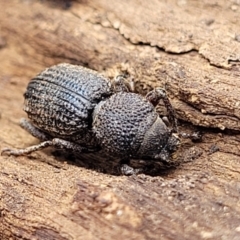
[{"xmin": 0, "ymin": 0, "xmax": 240, "ymax": 239}]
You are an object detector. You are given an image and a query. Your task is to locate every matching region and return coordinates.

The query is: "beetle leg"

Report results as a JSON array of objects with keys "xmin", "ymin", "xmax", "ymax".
[
  {"xmin": 112, "ymin": 75, "xmax": 134, "ymax": 92},
  {"xmin": 179, "ymin": 131, "xmax": 202, "ymax": 141},
  {"xmin": 146, "ymin": 88, "xmax": 178, "ymax": 133},
  {"xmin": 120, "ymin": 164, "xmax": 143, "ymax": 175},
  {"xmin": 119, "ymin": 159, "xmax": 143, "ymax": 175},
  {"xmin": 1, "ymin": 138, "xmax": 98, "ymax": 156},
  {"xmin": 20, "ymin": 118, "xmax": 51, "ymax": 141},
  {"xmin": 162, "ymin": 116, "xmax": 170, "ymax": 126},
  {"xmin": 1, "ymin": 141, "xmax": 54, "ymax": 156},
  {"xmin": 50, "ymin": 138, "xmax": 93, "ymax": 153}
]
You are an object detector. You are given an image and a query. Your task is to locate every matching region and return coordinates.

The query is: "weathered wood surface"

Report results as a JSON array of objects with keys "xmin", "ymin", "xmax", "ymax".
[{"xmin": 0, "ymin": 0, "xmax": 240, "ymax": 239}]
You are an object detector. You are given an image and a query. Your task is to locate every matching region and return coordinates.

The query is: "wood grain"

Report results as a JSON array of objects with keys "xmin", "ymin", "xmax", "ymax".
[{"xmin": 0, "ymin": 1, "xmax": 240, "ymax": 239}]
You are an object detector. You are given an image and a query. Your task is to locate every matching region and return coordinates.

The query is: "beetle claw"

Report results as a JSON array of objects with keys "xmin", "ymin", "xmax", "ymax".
[{"xmin": 1, "ymin": 148, "xmax": 18, "ymax": 156}]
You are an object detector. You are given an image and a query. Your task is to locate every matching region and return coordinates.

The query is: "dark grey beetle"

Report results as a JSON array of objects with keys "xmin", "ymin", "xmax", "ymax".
[{"xmin": 2, "ymin": 63, "xmax": 181, "ymax": 174}]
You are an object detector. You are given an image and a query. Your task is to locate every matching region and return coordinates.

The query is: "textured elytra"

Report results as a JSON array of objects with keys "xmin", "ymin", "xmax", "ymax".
[
  {"xmin": 24, "ymin": 63, "xmax": 112, "ymax": 139},
  {"xmin": 93, "ymin": 92, "xmax": 160, "ymax": 157}
]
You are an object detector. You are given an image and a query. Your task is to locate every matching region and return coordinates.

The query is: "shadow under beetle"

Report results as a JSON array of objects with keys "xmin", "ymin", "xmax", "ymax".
[{"xmin": 2, "ymin": 63, "xmax": 185, "ymax": 175}]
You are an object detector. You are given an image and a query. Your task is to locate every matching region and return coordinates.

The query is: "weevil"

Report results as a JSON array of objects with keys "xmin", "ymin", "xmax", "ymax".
[{"xmin": 2, "ymin": 63, "xmax": 183, "ymax": 174}]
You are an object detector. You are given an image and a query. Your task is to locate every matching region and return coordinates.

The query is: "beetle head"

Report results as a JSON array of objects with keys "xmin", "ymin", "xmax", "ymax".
[{"xmin": 136, "ymin": 117, "xmax": 180, "ymax": 161}]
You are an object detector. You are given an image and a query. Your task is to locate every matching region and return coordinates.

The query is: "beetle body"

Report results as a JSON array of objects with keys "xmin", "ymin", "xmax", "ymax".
[
  {"xmin": 2, "ymin": 63, "xmax": 180, "ymax": 174},
  {"xmin": 24, "ymin": 63, "xmax": 112, "ymax": 144}
]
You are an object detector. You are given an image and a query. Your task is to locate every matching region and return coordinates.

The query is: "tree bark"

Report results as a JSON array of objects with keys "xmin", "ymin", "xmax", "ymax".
[{"xmin": 0, "ymin": 0, "xmax": 240, "ymax": 239}]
